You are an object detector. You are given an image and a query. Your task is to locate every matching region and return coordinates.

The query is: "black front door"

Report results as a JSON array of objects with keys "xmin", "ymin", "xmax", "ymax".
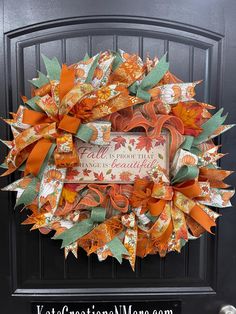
[{"xmin": 0, "ymin": 1, "xmax": 236, "ymax": 313}]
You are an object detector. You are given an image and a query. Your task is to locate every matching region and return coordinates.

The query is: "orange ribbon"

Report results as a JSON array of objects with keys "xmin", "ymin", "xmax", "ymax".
[
  {"xmin": 76, "ymin": 184, "xmax": 133, "ymax": 214},
  {"xmin": 107, "ymin": 101, "xmax": 185, "ymax": 160},
  {"xmin": 59, "ymin": 64, "xmax": 75, "ymax": 101},
  {"xmin": 22, "ymin": 109, "xmax": 81, "ymax": 175},
  {"xmin": 24, "ymin": 138, "xmax": 53, "ymax": 176},
  {"xmin": 22, "ymin": 109, "xmax": 81, "ymax": 135},
  {"xmin": 130, "ymin": 178, "xmax": 216, "ymax": 234}
]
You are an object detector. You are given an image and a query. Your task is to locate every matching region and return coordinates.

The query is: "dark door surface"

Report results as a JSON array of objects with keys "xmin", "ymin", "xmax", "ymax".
[{"xmin": 0, "ymin": 1, "xmax": 236, "ymax": 313}]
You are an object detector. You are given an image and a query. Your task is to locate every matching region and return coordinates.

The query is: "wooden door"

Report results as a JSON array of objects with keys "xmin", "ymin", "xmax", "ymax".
[{"xmin": 0, "ymin": 1, "xmax": 235, "ymax": 313}]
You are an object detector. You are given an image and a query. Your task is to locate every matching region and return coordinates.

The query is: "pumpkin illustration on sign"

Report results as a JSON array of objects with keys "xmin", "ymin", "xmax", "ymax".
[{"xmin": 0, "ymin": 50, "xmax": 234, "ymax": 270}]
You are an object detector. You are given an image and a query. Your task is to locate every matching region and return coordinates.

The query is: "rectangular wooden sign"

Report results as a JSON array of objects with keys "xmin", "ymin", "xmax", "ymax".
[{"xmin": 65, "ymin": 132, "xmax": 169, "ymax": 183}]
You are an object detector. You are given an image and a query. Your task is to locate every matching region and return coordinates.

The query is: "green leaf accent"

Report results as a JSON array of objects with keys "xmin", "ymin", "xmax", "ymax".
[
  {"xmin": 85, "ymin": 53, "xmax": 100, "ymax": 83},
  {"xmin": 15, "ymin": 177, "xmax": 39, "ymax": 208},
  {"xmin": 136, "ymin": 53, "xmax": 169, "ymax": 101},
  {"xmin": 41, "ymin": 54, "xmax": 61, "ymax": 81},
  {"xmin": 193, "ymin": 109, "xmax": 227, "ymax": 145},
  {"xmin": 106, "ymin": 169, "xmax": 112, "ymax": 175},
  {"xmin": 158, "ymin": 153, "xmax": 163, "ymax": 160},
  {"xmin": 29, "ymin": 71, "xmax": 49, "ymax": 88},
  {"xmin": 107, "ymin": 237, "xmax": 129, "ymax": 263},
  {"xmin": 25, "ymin": 96, "xmax": 43, "ymax": 112}
]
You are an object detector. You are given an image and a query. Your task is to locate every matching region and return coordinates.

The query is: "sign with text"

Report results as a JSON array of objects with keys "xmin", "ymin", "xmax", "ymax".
[
  {"xmin": 32, "ymin": 301, "xmax": 181, "ymax": 314},
  {"xmin": 65, "ymin": 132, "xmax": 169, "ymax": 183}
]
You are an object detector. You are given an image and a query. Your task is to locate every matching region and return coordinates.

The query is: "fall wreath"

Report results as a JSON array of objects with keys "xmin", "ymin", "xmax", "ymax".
[{"xmin": 1, "ymin": 50, "xmax": 234, "ymax": 270}]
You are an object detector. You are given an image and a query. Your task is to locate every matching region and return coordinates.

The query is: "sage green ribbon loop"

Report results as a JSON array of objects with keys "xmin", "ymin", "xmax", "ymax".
[
  {"xmin": 129, "ymin": 81, "xmax": 139, "ymax": 94},
  {"xmin": 181, "ymin": 136, "xmax": 194, "ymax": 151},
  {"xmin": 190, "ymin": 146, "xmax": 201, "ymax": 156},
  {"xmin": 90, "ymin": 206, "xmax": 106, "ymax": 222},
  {"xmin": 136, "ymin": 88, "xmax": 152, "ymax": 102},
  {"xmin": 85, "ymin": 53, "xmax": 100, "ymax": 83},
  {"xmin": 136, "ymin": 53, "xmax": 169, "ymax": 102},
  {"xmin": 193, "ymin": 108, "xmax": 227, "ymax": 145},
  {"xmin": 171, "ymin": 165, "xmax": 199, "ymax": 185},
  {"xmin": 107, "ymin": 237, "xmax": 129, "ymax": 263},
  {"xmin": 54, "ymin": 207, "xmax": 106, "ymax": 248},
  {"xmin": 75, "ymin": 124, "xmax": 94, "ymax": 142}
]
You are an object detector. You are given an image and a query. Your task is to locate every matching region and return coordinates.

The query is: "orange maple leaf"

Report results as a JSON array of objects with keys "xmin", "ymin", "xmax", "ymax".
[
  {"xmin": 119, "ymin": 171, "xmax": 132, "ymax": 182},
  {"xmin": 83, "ymin": 169, "xmax": 91, "ymax": 176},
  {"xmin": 172, "ymin": 102, "xmax": 203, "ymax": 136},
  {"xmin": 112, "ymin": 136, "xmax": 127, "ymax": 150},
  {"xmin": 65, "ymin": 169, "xmax": 80, "ymax": 180},
  {"xmin": 94, "ymin": 172, "xmax": 105, "ymax": 181},
  {"xmin": 136, "ymin": 136, "xmax": 153, "ymax": 153}
]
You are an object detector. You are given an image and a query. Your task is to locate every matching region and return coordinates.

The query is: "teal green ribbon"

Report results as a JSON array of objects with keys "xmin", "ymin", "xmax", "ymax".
[
  {"xmin": 29, "ymin": 71, "xmax": 49, "ymax": 88},
  {"xmin": 171, "ymin": 136, "xmax": 199, "ymax": 184},
  {"xmin": 0, "ymin": 162, "xmax": 25, "ymax": 171},
  {"xmin": 13, "ymin": 143, "xmax": 56, "ymax": 209},
  {"xmin": 54, "ymin": 207, "xmax": 106, "ymax": 248},
  {"xmin": 41, "ymin": 54, "xmax": 61, "ymax": 81},
  {"xmin": 181, "ymin": 110, "xmax": 228, "ymax": 151},
  {"xmin": 83, "ymin": 53, "xmax": 90, "ymax": 61},
  {"xmin": 135, "ymin": 53, "xmax": 169, "ymax": 102},
  {"xmin": 181, "ymin": 136, "xmax": 194, "ymax": 151},
  {"xmin": 112, "ymin": 51, "xmax": 123, "ymax": 71},
  {"xmin": 129, "ymin": 81, "xmax": 139, "ymax": 94},
  {"xmin": 172, "ymin": 109, "xmax": 227, "ymax": 184},
  {"xmin": 74, "ymin": 124, "xmax": 94, "ymax": 142},
  {"xmin": 24, "ymin": 96, "xmax": 44, "ymax": 112},
  {"xmin": 171, "ymin": 165, "xmax": 199, "ymax": 185},
  {"xmin": 15, "ymin": 177, "xmax": 39, "ymax": 208},
  {"xmin": 106, "ymin": 236, "xmax": 129, "ymax": 263},
  {"xmin": 193, "ymin": 108, "xmax": 227, "ymax": 145},
  {"xmin": 85, "ymin": 53, "xmax": 100, "ymax": 83}
]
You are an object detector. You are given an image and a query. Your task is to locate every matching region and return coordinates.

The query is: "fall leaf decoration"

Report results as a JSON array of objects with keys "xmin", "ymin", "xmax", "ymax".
[
  {"xmin": 0, "ymin": 49, "xmax": 234, "ymax": 270},
  {"xmin": 172, "ymin": 102, "xmax": 204, "ymax": 136},
  {"xmin": 136, "ymin": 136, "xmax": 153, "ymax": 153},
  {"xmin": 112, "ymin": 136, "xmax": 127, "ymax": 150}
]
